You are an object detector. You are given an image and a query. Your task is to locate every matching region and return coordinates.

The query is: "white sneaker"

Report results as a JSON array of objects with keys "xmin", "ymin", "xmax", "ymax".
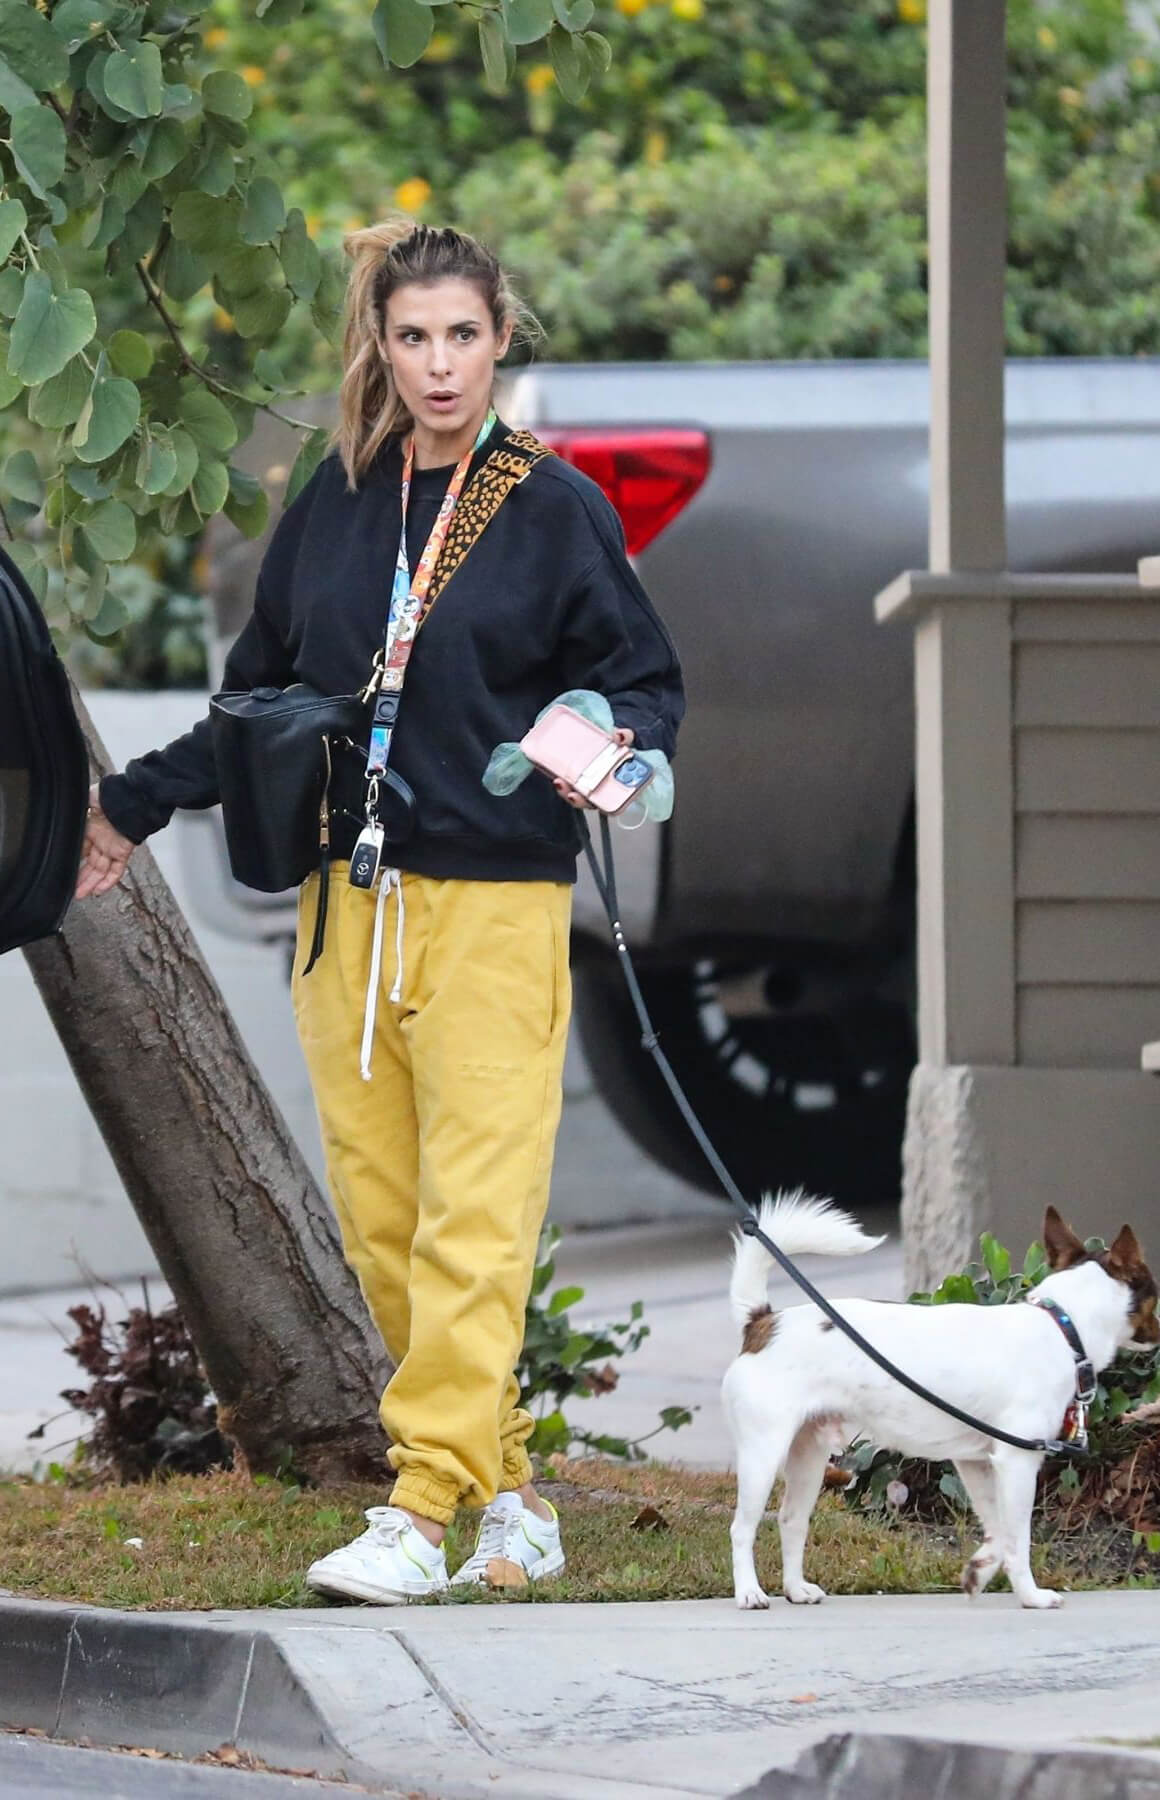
[
  {"xmin": 450, "ymin": 1492, "xmax": 565, "ymax": 1589},
  {"xmin": 305, "ymin": 1505, "xmax": 449, "ymax": 1604}
]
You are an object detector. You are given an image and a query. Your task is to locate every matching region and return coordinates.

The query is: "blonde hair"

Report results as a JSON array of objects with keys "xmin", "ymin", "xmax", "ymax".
[{"xmin": 329, "ymin": 217, "xmax": 543, "ymax": 489}]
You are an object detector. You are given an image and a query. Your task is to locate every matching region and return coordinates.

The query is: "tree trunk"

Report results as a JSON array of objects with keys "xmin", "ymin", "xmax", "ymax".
[{"xmin": 23, "ymin": 693, "xmax": 391, "ymax": 1483}]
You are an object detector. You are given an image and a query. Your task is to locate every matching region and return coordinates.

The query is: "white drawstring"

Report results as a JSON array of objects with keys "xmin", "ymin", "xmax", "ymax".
[{"xmin": 359, "ymin": 866, "xmax": 404, "ymax": 1082}]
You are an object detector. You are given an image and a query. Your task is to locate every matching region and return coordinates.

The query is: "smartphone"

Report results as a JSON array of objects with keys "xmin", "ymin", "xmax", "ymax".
[{"xmin": 519, "ymin": 704, "xmax": 655, "ymax": 815}]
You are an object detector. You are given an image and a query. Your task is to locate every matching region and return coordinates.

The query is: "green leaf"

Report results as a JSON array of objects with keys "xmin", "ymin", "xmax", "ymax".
[
  {"xmin": 50, "ymin": 0, "xmax": 115, "ymax": 52},
  {"xmin": 232, "ymin": 285, "xmax": 292, "ymax": 339},
  {"xmin": 278, "ymin": 209, "xmax": 321, "ymax": 301},
  {"xmin": 552, "ymin": 0, "xmax": 594, "ymax": 25},
  {"xmin": 160, "ymin": 425, "xmax": 199, "ymax": 496},
  {"xmin": 72, "ymin": 371, "xmax": 140, "ymax": 462},
  {"xmin": 85, "ymin": 582, "xmax": 130, "ymax": 640},
  {"xmin": 0, "ymin": 196, "xmax": 27, "ymax": 262},
  {"xmin": 140, "ymin": 115, "xmax": 187, "ymax": 178},
  {"xmin": 0, "ymin": 361, "xmax": 20, "ymax": 409},
  {"xmin": 107, "ymin": 329, "xmax": 153, "ymax": 381},
  {"xmin": 8, "ymin": 537, "xmax": 47, "ymax": 602},
  {"xmin": 136, "ymin": 431, "xmax": 178, "ymax": 494},
  {"xmin": 78, "ymin": 497, "xmax": 136, "ymax": 561},
  {"xmin": 8, "ymin": 273, "xmax": 96, "ymax": 383},
  {"xmin": 240, "ymin": 175, "xmax": 286, "ymax": 246},
  {"xmin": 81, "ymin": 192, "xmax": 126, "ymax": 252},
  {"xmin": 0, "ymin": 268, "xmax": 22, "ymax": 318},
  {"xmin": 0, "ymin": 56, "xmax": 36, "ymax": 116},
  {"xmin": 178, "ymin": 385, "xmax": 238, "ymax": 455},
  {"xmin": 584, "ymin": 29, "xmax": 611, "ymax": 73},
  {"xmin": 3, "ymin": 449, "xmax": 42, "ymax": 505},
  {"xmin": 217, "ymin": 242, "xmax": 279, "ymax": 299},
  {"xmin": 929, "ymin": 1272, "xmax": 978, "ymax": 1306},
  {"xmin": 256, "ymin": 0, "xmax": 305, "ymax": 18},
  {"xmin": 979, "ymin": 1233, "xmax": 1011, "ymax": 1287},
  {"xmin": 224, "ymin": 470, "xmax": 269, "ymax": 538},
  {"xmin": 0, "ymin": 2, "xmax": 70, "ymax": 90},
  {"xmin": 161, "ymin": 81, "xmax": 195, "ymax": 117},
  {"xmin": 478, "ymin": 11, "xmax": 507, "ymax": 92},
  {"xmin": 10, "ymin": 104, "xmax": 67, "ymax": 199},
  {"xmin": 372, "ymin": 0, "xmax": 435, "ymax": 69},
  {"xmin": 103, "ymin": 41, "xmax": 163, "ymax": 117},
  {"xmin": 285, "ymin": 427, "xmax": 330, "ymax": 503},
  {"xmin": 504, "ymin": 0, "xmax": 554, "ymax": 45},
  {"xmin": 170, "ymin": 189, "xmax": 242, "ymax": 254},
  {"xmin": 546, "ymin": 1285, "xmax": 584, "ymax": 1316},
  {"xmin": 65, "ymin": 461, "xmax": 110, "ymax": 501},
  {"xmin": 201, "ymin": 69, "xmax": 252, "ymax": 121},
  {"xmin": 120, "ymin": 185, "xmax": 164, "ymax": 263},
  {"xmin": 190, "ymin": 455, "xmax": 228, "ymax": 515},
  {"xmin": 548, "ymin": 21, "xmax": 589, "ymax": 102},
  {"xmin": 158, "ymin": 238, "xmax": 211, "ymax": 304},
  {"xmin": 86, "ymin": 50, "xmax": 135, "ymax": 122},
  {"xmin": 195, "ymin": 135, "xmax": 236, "ymax": 197}
]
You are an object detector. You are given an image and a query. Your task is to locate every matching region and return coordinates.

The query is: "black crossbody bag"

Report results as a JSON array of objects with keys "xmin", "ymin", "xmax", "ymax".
[{"xmin": 208, "ymin": 428, "xmax": 554, "ymax": 970}]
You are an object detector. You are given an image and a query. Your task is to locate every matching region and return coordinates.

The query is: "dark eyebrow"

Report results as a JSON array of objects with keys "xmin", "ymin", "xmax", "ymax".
[{"xmin": 393, "ymin": 318, "xmax": 483, "ymax": 332}]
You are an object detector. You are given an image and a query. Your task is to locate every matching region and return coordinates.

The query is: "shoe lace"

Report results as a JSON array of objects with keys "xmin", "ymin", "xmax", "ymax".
[
  {"xmin": 460, "ymin": 1505, "xmax": 518, "ymax": 1574},
  {"xmin": 359, "ymin": 1506, "xmax": 407, "ymax": 1548}
]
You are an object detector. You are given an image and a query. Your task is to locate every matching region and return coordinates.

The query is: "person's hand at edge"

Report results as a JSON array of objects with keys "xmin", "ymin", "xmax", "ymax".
[
  {"xmin": 553, "ymin": 726, "xmax": 634, "ymax": 810},
  {"xmin": 75, "ymin": 781, "xmax": 137, "ymax": 899}
]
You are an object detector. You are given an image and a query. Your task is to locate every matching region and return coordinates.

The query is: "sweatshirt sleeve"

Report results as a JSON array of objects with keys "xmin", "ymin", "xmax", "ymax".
[
  {"xmin": 97, "ymin": 570, "xmax": 294, "ymax": 844},
  {"xmin": 556, "ymin": 494, "xmax": 685, "ymax": 761}
]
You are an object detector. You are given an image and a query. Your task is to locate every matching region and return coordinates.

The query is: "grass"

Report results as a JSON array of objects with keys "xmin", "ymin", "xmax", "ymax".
[{"xmin": 0, "ymin": 1456, "xmax": 1145, "ymax": 1612}]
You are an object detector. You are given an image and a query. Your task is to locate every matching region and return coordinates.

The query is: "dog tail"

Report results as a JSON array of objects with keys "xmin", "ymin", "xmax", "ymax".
[{"xmin": 729, "ymin": 1189, "xmax": 886, "ymax": 1329}]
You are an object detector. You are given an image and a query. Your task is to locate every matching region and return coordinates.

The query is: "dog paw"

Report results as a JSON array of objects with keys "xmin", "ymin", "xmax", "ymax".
[
  {"xmin": 736, "ymin": 1586, "xmax": 770, "ymax": 1611},
  {"xmin": 1019, "ymin": 1588, "xmax": 1063, "ymax": 1610},
  {"xmin": 784, "ymin": 1581, "xmax": 827, "ymax": 1605}
]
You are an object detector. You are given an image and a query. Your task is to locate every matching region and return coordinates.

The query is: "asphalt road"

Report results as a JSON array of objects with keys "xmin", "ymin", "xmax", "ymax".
[{"xmin": 0, "ymin": 1736, "xmax": 367, "ymax": 1800}]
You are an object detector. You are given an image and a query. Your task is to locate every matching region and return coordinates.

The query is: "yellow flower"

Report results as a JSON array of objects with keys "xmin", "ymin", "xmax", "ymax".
[
  {"xmin": 525, "ymin": 62, "xmax": 555, "ymax": 96},
  {"xmin": 213, "ymin": 305, "xmax": 234, "ymax": 331},
  {"xmin": 644, "ymin": 127, "xmax": 666, "ymax": 165},
  {"xmin": 204, "ymin": 25, "xmax": 228, "ymax": 49},
  {"xmin": 897, "ymin": 0, "xmax": 924, "ymax": 21},
  {"xmin": 1037, "ymin": 25, "xmax": 1056, "ymax": 51},
  {"xmin": 241, "ymin": 65, "xmax": 266, "ymax": 86},
  {"xmin": 671, "ymin": 0, "xmax": 702, "ymax": 18},
  {"xmin": 1058, "ymin": 84, "xmax": 1083, "ymax": 108},
  {"xmin": 423, "ymin": 32, "xmax": 455, "ymax": 62},
  {"xmin": 344, "ymin": 213, "xmax": 366, "ymax": 230},
  {"xmin": 712, "ymin": 273, "xmax": 734, "ymax": 293},
  {"xmin": 394, "ymin": 178, "xmax": 431, "ymax": 214},
  {"xmin": 305, "ymin": 212, "xmax": 323, "ymax": 236},
  {"xmin": 616, "ymin": 0, "xmax": 648, "ymax": 15}
]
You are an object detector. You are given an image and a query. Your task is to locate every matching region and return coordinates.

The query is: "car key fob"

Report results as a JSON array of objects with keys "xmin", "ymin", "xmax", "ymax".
[{"xmin": 349, "ymin": 820, "xmax": 385, "ymax": 889}]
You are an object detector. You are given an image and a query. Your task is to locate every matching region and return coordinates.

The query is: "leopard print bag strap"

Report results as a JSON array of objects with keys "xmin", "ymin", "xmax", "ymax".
[{"xmin": 420, "ymin": 428, "xmax": 556, "ymax": 614}]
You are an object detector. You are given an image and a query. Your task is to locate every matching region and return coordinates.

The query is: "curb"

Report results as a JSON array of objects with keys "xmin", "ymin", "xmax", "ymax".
[
  {"xmin": 0, "ymin": 1600, "xmax": 369, "ymax": 1786},
  {"xmin": 737, "ymin": 1732, "xmax": 1160, "ymax": 1799}
]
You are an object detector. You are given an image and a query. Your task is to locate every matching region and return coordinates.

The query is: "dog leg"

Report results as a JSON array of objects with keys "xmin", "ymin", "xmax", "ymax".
[
  {"xmin": 778, "ymin": 1422, "xmax": 831, "ymax": 1604},
  {"xmin": 954, "ymin": 1457, "xmax": 1002, "ymax": 1598},
  {"xmin": 992, "ymin": 1448, "xmax": 1060, "ymax": 1609},
  {"xmin": 731, "ymin": 1431, "xmax": 792, "ymax": 1611}
]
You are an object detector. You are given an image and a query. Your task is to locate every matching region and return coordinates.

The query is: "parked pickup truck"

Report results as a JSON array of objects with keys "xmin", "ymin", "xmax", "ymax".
[{"xmin": 183, "ymin": 357, "xmax": 1160, "ymax": 1203}]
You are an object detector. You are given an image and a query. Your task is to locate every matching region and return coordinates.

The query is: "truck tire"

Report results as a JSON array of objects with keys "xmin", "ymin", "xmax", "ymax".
[{"xmin": 571, "ymin": 953, "xmax": 914, "ymax": 1205}]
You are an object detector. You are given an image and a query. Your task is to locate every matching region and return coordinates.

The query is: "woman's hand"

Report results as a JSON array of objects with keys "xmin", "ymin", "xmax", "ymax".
[
  {"xmin": 75, "ymin": 782, "xmax": 137, "ymax": 899},
  {"xmin": 553, "ymin": 726, "xmax": 635, "ymax": 809}
]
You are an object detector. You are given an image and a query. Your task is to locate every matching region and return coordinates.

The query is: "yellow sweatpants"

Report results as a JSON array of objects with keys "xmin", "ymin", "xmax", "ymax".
[{"xmin": 290, "ymin": 861, "xmax": 573, "ymax": 1526}]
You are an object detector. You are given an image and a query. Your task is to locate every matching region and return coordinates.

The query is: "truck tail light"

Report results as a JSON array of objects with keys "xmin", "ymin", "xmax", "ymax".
[{"xmin": 536, "ymin": 428, "xmax": 711, "ymax": 555}]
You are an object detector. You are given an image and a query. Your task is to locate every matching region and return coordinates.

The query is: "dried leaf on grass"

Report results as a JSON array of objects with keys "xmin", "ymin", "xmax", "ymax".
[{"xmin": 631, "ymin": 1504, "xmax": 670, "ymax": 1532}]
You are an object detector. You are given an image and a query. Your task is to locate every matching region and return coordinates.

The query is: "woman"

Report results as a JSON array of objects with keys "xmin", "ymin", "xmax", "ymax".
[{"xmin": 76, "ymin": 219, "xmax": 684, "ymax": 1603}]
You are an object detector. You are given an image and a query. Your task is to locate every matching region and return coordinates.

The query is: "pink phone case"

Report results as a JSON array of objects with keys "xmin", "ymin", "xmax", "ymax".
[{"xmin": 520, "ymin": 705, "xmax": 655, "ymax": 815}]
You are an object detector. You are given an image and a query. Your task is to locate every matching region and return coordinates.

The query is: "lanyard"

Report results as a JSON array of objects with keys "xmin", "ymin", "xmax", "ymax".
[{"xmin": 365, "ymin": 406, "xmax": 496, "ymax": 781}]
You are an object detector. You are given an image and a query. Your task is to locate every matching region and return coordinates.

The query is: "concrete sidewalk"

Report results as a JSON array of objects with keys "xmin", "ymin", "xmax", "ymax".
[
  {"xmin": 0, "ymin": 1217, "xmax": 904, "ymax": 1475},
  {"xmin": 2, "ymin": 1590, "xmax": 1159, "ymax": 1797}
]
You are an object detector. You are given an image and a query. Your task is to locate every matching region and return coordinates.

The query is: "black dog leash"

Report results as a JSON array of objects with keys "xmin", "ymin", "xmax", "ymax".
[{"xmin": 579, "ymin": 814, "xmax": 1087, "ymax": 1461}]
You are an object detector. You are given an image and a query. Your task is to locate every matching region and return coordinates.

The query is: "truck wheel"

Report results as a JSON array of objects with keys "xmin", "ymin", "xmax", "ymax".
[{"xmin": 571, "ymin": 953, "xmax": 914, "ymax": 1204}]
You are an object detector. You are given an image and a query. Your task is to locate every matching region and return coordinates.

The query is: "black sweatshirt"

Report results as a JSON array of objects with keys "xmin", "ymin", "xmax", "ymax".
[{"xmin": 99, "ymin": 414, "xmax": 685, "ymax": 885}]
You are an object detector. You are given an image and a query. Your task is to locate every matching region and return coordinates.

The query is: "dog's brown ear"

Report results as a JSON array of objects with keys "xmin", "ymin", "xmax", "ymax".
[
  {"xmin": 1105, "ymin": 1224, "xmax": 1143, "ymax": 1278},
  {"xmin": 1043, "ymin": 1205, "xmax": 1087, "ymax": 1270}
]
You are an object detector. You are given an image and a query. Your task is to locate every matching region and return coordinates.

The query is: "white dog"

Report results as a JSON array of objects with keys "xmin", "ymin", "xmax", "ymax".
[{"xmin": 722, "ymin": 1192, "xmax": 1158, "ymax": 1612}]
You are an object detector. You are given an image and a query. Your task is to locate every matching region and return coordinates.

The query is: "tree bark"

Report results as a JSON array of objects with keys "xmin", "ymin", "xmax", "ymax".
[{"xmin": 24, "ymin": 692, "xmax": 391, "ymax": 1483}]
